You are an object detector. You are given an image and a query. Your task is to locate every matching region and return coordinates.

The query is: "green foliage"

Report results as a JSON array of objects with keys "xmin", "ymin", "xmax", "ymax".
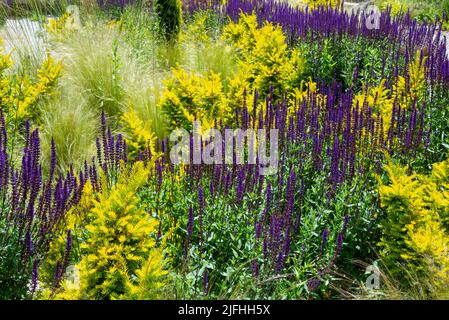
[
  {"xmin": 0, "ymin": 220, "xmax": 32, "ymax": 299},
  {"xmin": 443, "ymin": 0, "xmax": 449, "ymax": 19},
  {"xmin": 377, "ymin": 0, "xmax": 449, "ymax": 27},
  {"xmin": 424, "ymin": 86, "xmax": 449, "ymax": 166},
  {"xmin": 154, "ymin": 0, "xmax": 182, "ymax": 43},
  {"xmin": 1, "ymin": 0, "xmax": 71, "ymax": 18},
  {"xmin": 299, "ymin": 36, "xmax": 397, "ymax": 90},
  {"xmin": 137, "ymin": 149, "xmax": 381, "ymax": 299}
]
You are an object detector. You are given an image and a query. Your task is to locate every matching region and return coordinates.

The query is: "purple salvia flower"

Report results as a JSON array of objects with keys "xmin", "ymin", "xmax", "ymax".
[
  {"xmin": 25, "ymin": 231, "xmax": 33, "ymax": 257},
  {"xmin": 251, "ymin": 259, "xmax": 259, "ymax": 278},
  {"xmin": 31, "ymin": 259, "xmax": 39, "ymax": 294},
  {"xmin": 307, "ymin": 278, "xmax": 321, "ymax": 291},
  {"xmin": 320, "ymin": 229, "xmax": 329, "ymax": 256},
  {"xmin": 198, "ymin": 186, "xmax": 205, "ymax": 245},
  {"xmin": 63, "ymin": 230, "xmax": 73, "ymax": 269},
  {"xmin": 203, "ymin": 269, "xmax": 209, "ymax": 295},
  {"xmin": 184, "ymin": 207, "xmax": 194, "ymax": 258}
]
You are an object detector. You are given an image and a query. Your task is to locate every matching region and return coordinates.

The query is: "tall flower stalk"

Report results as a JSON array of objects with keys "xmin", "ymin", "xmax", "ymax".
[{"xmin": 0, "ymin": 110, "xmax": 84, "ymax": 299}]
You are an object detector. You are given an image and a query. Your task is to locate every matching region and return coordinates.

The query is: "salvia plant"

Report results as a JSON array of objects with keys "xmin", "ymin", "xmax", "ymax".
[
  {"xmin": 1, "ymin": 0, "xmax": 449, "ymax": 301},
  {"xmin": 0, "ymin": 110, "xmax": 85, "ymax": 299},
  {"xmin": 136, "ymin": 76, "xmax": 427, "ymax": 296}
]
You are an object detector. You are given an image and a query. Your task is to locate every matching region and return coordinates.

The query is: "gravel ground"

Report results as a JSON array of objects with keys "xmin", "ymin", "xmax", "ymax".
[{"xmin": 0, "ymin": 18, "xmax": 48, "ymax": 62}]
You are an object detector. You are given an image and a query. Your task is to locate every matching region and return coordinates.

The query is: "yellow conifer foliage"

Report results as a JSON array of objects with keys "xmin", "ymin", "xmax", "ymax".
[
  {"xmin": 159, "ymin": 68, "xmax": 227, "ymax": 131},
  {"xmin": 46, "ymin": 11, "xmax": 80, "ymax": 37},
  {"xmin": 52, "ymin": 162, "xmax": 167, "ymax": 300},
  {"xmin": 392, "ymin": 52, "xmax": 427, "ymax": 109},
  {"xmin": 0, "ymin": 39, "xmax": 13, "ymax": 73},
  {"xmin": 379, "ymin": 157, "xmax": 449, "ymax": 296},
  {"xmin": 0, "ymin": 42, "xmax": 62, "ymax": 120},
  {"xmin": 121, "ymin": 105, "xmax": 157, "ymax": 160},
  {"xmin": 46, "ymin": 13, "xmax": 72, "ymax": 34},
  {"xmin": 302, "ymin": 0, "xmax": 341, "ymax": 9},
  {"xmin": 222, "ymin": 13, "xmax": 305, "ymax": 112},
  {"xmin": 352, "ymin": 51, "xmax": 427, "ymax": 134}
]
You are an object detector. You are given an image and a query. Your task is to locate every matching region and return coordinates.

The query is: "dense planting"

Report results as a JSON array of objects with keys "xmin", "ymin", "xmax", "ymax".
[{"xmin": 1, "ymin": 0, "xmax": 449, "ymax": 300}]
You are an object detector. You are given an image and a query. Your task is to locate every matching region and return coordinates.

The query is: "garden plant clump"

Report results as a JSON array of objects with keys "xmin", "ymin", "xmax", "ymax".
[{"xmin": 1, "ymin": 0, "xmax": 449, "ymax": 300}]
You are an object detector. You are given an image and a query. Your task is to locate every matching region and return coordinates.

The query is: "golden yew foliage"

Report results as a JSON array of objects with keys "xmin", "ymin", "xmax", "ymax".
[
  {"xmin": 392, "ymin": 53, "xmax": 427, "ymax": 108},
  {"xmin": 222, "ymin": 13, "xmax": 305, "ymax": 110},
  {"xmin": 45, "ymin": 10, "xmax": 81, "ymax": 37},
  {"xmin": 0, "ymin": 40, "xmax": 13, "ymax": 73},
  {"xmin": 302, "ymin": 0, "xmax": 341, "ymax": 8},
  {"xmin": 379, "ymin": 157, "xmax": 449, "ymax": 295},
  {"xmin": 46, "ymin": 13, "xmax": 72, "ymax": 34},
  {"xmin": 160, "ymin": 68, "xmax": 227, "ymax": 131},
  {"xmin": 121, "ymin": 105, "xmax": 157, "ymax": 160},
  {"xmin": 0, "ymin": 39, "xmax": 62, "ymax": 119},
  {"xmin": 160, "ymin": 13, "xmax": 308, "ymax": 130},
  {"xmin": 50, "ymin": 162, "xmax": 168, "ymax": 300}
]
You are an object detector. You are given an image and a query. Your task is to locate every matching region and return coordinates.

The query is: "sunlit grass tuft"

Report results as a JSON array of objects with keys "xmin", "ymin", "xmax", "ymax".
[{"xmin": 40, "ymin": 89, "xmax": 97, "ymax": 174}]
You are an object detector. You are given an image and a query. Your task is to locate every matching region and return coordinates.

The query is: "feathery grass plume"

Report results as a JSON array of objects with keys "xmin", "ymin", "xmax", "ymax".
[
  {"xmin": 50, "ymin": 19, "xmax": 166, "ymax": 136},
  {"xmin": 40, "ymin": 91, "xmax": 97, "ymax": 175},
  {"xmin": 0, "ymin": 8, "xmax": 48, "ymax": 73},
  {"xmin": 350, "ymin": 259, "xmax": 449, "ymax": 300},
  {"xmin": 49, "ymin": 23, "xmax": 125, "ymax": 117}
]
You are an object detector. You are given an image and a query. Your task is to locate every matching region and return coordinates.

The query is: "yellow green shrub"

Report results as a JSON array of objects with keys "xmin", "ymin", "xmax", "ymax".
[
  {"xmin": 302, "ymin": 0, "xmax": 341, "ymax": 9},
  {"xmin": 0, "ymin": 40, "xmax": 62, "ymax": 120},
  {"xmin": 379, "ymin": 157, "xmax": 449, "ymax": 296},
  {"xmin": 180, "ymin": 12, "xmax": 238, "ymax": 81},
  {"xmin": 121, "ymin": 105, "xmax": 157, "ymax": 160},
  {"xmin": 392, "ymin": 52, "xmax": 427, "ymax": 109},
  {"xmin": 353, "ymin": 79, "xmax": 393, "ymax": 130},
  {"xmin": 47, "ymin": 162, "xmax": 168, "ymax": 300},
  {"xmin": 378, "ymin": 0, "xmax": 406, "ymax": 17},
  {"xmin": 222, "ymin": 13, "xmax": 305, "ymax": 111},
  {"xmin": 159, "ymin": 68, "xmax": 227, "ymax": 131},
  {"xmin": 159, "ymin": 13, "xmax": 307, "ymax": 130}
]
